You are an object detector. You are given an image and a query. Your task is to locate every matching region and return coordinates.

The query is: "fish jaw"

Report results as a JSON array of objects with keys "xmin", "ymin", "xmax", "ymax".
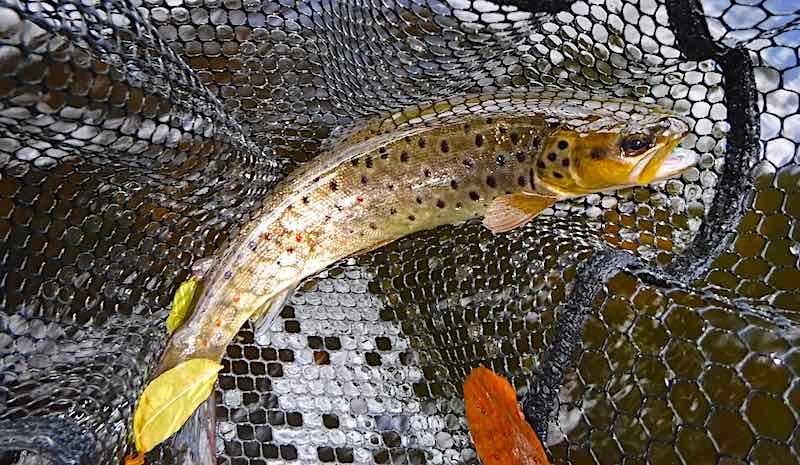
[
  {"xmin": 631, "ymin": 144, "xmax": 698, "ymax": 185},
  {"xmin": 649, "ymin": 147, "xmax": 699, "ymax": 181}
]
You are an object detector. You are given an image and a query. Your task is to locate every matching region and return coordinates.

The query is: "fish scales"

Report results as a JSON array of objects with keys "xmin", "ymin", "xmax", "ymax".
[
  {"xmin": 155, "ymin": 93, "xmax": 696, "ymax": 377},
  {"xmin": 156, "ymin": 116, "xmax": 554, "ymax": 373}
]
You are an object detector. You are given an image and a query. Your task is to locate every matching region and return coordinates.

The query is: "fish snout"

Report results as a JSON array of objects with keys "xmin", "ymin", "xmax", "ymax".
[{"xmin": 651, "ymin": 147, "xmax": 699, "ymax": 181}]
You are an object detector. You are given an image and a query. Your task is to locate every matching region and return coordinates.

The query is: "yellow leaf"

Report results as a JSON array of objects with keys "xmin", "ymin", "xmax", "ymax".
[
  {"xmin": 166, "ymin": 277, "xmax": 200, "ymax": 335},
  {"xmin": 133, "ymin": 358, "xmax": 222, "ymax": 453}
]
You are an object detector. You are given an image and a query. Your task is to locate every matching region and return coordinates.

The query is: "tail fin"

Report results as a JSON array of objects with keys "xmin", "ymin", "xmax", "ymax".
[{"xmin": 170, "ymin": 392, "xmax": 218, "ymax": 465}]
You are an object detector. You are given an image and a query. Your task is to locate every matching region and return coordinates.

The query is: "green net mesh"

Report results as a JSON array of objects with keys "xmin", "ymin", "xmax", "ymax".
[{"xmin": 1, "ymin": 0, "xmax": 798, "ymax": 464}]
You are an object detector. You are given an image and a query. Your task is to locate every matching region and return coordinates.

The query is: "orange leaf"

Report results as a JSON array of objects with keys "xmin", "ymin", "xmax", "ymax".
[
  {"xmin": 124, "ymin": 453, "xmax": 144, "ymax": 465},
  {"xmin": 464, "ymin": 367, "xmax": 553, "ymax": 465}
]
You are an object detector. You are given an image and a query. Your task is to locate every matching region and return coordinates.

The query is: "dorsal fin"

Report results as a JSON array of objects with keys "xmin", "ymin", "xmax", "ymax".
[{"xmin": 482, "ymin": 193, "xmax": 557, "ymax": 234}]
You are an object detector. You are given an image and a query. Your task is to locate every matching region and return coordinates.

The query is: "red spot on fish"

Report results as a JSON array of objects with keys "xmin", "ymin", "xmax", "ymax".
[
  {"xmin": 232, "ymin": 295, "xmax": 240, "ymax": 303},
  {"xmin": 287, "ymin": 247, "xmax": 294, "ymax": 253},
  {"xmin": 295, "ymin": 233, "xmax": 303, "ymax": 242},
  {"xmin": 215, "ymin": 318, "xmax": 222, "ymax": 327},
  {"xmin": 260, "ymin": 232, "xmax": 271, "ymax": 241},
  {"xmin": 357, "ymin": 196, "xmax": 364, "ymax": 203}
]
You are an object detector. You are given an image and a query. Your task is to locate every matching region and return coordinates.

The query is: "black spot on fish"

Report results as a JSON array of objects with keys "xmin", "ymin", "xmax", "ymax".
[
  {"xmin": 515, "ymin": 152, "xmax": 526, "ymax": 162},
  {"xmin": 510, "ymin": 133, "xmax": 519, "ymax": 145},
  {"xmin": 529, "ymin": 168, "xmax": 535, "ymax": 190},
  {"xmin": 537, "ymin": 160, "xmax": 546, "ymax": 169},
  {"xmin": 553, "ymin": 171, "xmax": 563, "ymax": 179},
  {"xmin": 463, "ymin": 159, "xmax": 474, "ymax": 169},
  {"xmin": 518, "ymin": 176, "xmax": 527, "ymax": 186},
  {"xmin": 451, "ymin": 179, "xmax": 459, "ymax": 189},
  {"xmin": 369, "ymin": 223, "xmax": 377, "ymax": 230},
  {"xmin": 418, "ymin": 139, "xmax": 426, "ymax": 148},
  {"xmin": 408, "ymin": 215, "xmax": 416, "ymax": 221},
  {"xmin": 456, "ymin": 202, "xmax": 463, "ymax": 208},
  {"xmin": 313, "ymin": 177, "xmax": 320, "ymax": 183},
  {"xmin": 469, "ymin": 191, "xmax": 480, "ymax": 201},
  {"xmin": 390, "ymin": 208, "xmax": 397, "ymax": 215},
  {"xmin": 401, "ymin": 152, "xmax": 409, "ymax": 162},
  {"xmin": 224, "ymin": 271, "xmax": 232, "ymax": 279},
  {"xmin": 558, "ymin": 140, "xmax": 568, "ymax": 150},
  {"xmin": 365, "ymin": 157, "xmax": 373, "ymax": 168},
  {"xmin": 440, "ymin": 140, "xmax": 449, "ymax": 153},
  {"xmin": 486, "ymin": 176, "xmax": 497, "ymax": 188},
  {"xmin": 591, "ymin": 150, "xmax": 601, "ymax": 160},
  {"xmin": 498, "ymin": 126, "xmax": 507, "ymax": 134},
  {"xmin": 302, "ymin": 196, "xmax": 309, "ymax": 204},
  {"xmin": 416, "ymin": 197, "xmax": 422, "ymax": 204},
  {"xmin": 496, "ymin": 155, "xmax": 505, "ymax": 166},
  {"xmin": 475, "ymin": 134, "xmax": 484, "ymax": 147},
  {"xmin": 379, "ymin": 147, "xmax": 387, "ymax": 158},
  {"xmin": 436, "ymin": 200, "xmax": 445, "ymax": 208},
  {"xmin": 249, "ymin": 241, "xmax": 257, "ymax": 251},
  {"xmin": 329, "ymin": 180, "xmax": 338, "ymax": 191},
  {"xmin": 361, "ymin": 175, "xmax": 368, "ymax": 185},
  {"xmin": 423, "ymin": 168, "xmax": 431, "ymax": 177},
  {"xmin": 388, "ymin": 184, "xmax": 394, "ymax": 190},
  {"xmin": 547, "ymin": 152, "xmax": 557, "ymax": 161},
  {"xmin": 351, "ymin": 159, "xmax": 359, "ymax": 166},
  {"xmin": 562, "ymin": 159, "xmax": 570, "ymax": 167}
]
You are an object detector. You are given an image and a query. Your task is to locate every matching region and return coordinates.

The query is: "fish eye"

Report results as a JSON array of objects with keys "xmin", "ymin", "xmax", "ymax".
[{"xmin": 620, "ymin": 134, "xmax": 654, "ymax": 156}]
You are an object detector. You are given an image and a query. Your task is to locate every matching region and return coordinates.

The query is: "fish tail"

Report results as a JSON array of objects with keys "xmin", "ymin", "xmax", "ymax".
[{"xmin": 169, "ymin": 391, "xmax": 218, "ymax": 465}]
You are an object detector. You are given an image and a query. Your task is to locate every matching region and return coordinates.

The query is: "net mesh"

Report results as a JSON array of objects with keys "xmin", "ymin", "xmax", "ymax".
[{"xmin": 0, "ymin": 0, "xmax": 798, "ymax": 464}]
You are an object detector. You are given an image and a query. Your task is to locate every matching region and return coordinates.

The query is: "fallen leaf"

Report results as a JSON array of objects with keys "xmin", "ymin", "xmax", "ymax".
[
  {"xmin": 124, "ymin": 453, "xmax": 144, "ymax": 465},
  {"xmin": 463, "ymin": 367, "xmax": 553, "ymax": 465},
  {"xmin": 166, "ymin": 277, "xmax": 200, "ymax": 335},
  {"xmin": 133, "ymin": 358, "xmax": 222, "ymax": 453}
]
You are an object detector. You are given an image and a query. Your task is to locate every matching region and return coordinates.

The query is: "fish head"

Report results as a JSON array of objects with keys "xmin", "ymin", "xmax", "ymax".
[{"xmin": 533, "ymin": 115, "xmax": 695, "ymax": 197}]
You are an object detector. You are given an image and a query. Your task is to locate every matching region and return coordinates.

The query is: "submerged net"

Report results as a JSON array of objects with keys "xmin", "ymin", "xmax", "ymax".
[{"xmin": 0, "ymin": 0, "xmax": 798, "ymax": 464}]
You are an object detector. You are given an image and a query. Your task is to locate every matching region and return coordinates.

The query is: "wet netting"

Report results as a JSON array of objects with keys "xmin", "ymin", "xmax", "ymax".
[{"xmin": 1, "ymin": 0, "xmax": 799, "ymax": 464}]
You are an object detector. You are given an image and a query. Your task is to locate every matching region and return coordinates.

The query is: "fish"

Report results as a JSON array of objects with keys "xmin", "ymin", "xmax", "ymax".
[
  {"xmin": 154, "ymin": 92, "xmax": 693, "ymax": 374},
  {"xmin": 168, "ymin": 394, "xmax": 218, "ymax": 465},
  {"xmin": 136, "ymin": 91, "xmax": 696, "ymax": 452},
  {"xmin": 464, "ymin": 367, "xmax": 553, "ymax": 465}
]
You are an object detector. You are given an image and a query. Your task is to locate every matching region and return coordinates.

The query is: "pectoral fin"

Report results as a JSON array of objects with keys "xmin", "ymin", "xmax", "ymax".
[
  {"xmin": 251, "ymin": 285, "xmax": 296, "ymax": 338},
  {"xmin": 482, "ymin": 193, "xmax": 557, "ymax": 234}
]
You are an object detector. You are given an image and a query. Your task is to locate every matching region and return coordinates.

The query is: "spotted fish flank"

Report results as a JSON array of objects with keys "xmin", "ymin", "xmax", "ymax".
[{"xmin": 138, "ymin": 92, "xmax": 697, "ymax": 453}]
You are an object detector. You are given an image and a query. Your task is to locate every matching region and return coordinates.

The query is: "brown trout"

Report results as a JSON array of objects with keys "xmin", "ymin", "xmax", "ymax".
[{"xmin": 154, "ymin": 92, "xmax": 696, "ymax": 376}]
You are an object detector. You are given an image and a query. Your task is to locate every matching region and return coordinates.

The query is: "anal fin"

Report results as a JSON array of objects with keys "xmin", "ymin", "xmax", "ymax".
[
  {"xmin": 251, "ymin": 286, "xmax": 296, "ymax": 338},
  {"xmin": 353, "ymin": 238, "xmax": 395, "ymax": 256},
  {"xmin": 482, "ymin": 193, "xmax": 557, "ymax": 234}
]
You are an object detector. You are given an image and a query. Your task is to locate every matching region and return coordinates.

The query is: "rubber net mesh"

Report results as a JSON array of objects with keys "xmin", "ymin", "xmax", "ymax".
[{"xmin": 0, "ymin": 0, "xmax": 798, "ymax": 464}]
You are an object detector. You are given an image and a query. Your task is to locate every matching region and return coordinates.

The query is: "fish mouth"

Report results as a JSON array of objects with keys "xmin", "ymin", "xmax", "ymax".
[
  {"xmin": 649, "ymin": 147, "xmax": 699, "ymax": 181},
  {"xmin": 634, "ymin": 118, "xmax": 694, "ymax": 184}
]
